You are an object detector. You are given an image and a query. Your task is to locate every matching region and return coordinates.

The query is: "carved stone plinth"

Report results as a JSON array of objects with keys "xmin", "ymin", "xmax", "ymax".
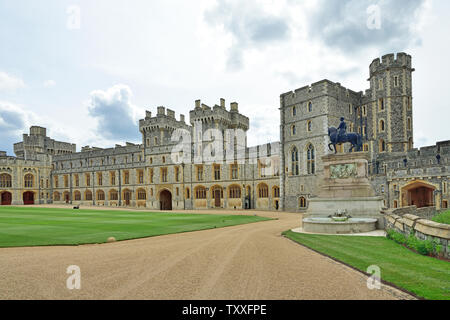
[{"xmin": 305, "ymin": 152, "xmax": 385, "ymax": 228}]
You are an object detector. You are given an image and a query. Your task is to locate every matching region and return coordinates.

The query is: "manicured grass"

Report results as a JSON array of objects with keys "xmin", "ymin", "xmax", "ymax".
[
  {"xmin": 432, "ymin": 211, "xmax": 450, "ymax": 225},
  {"xmin": 283, "ymin": 230, "xmax": 450, "ymax": 300},
  {"xmin": 0, "ymin": 206, "xmax": 270, "ymax": 248}
]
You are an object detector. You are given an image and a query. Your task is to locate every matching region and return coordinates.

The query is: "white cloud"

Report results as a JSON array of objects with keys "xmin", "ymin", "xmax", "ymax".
[
  {"xmin": 43, "ymin": 80, "xmax": 56, "ymax": 88},
  {"xmin": 0, "ymin": 72, "xmax": 25, "ymax": 92},
  {"xmin": 0, "ymin": 101, "xmax": 37, "ymax": 155},
  {"xmin": 87, "ymin": 84, "xmax": 144, "ymax": 143}
]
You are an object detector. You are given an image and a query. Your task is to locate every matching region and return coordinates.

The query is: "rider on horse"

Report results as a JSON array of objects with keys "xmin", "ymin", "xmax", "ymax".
[{"xmin": 337, "ymin": 117, "xmax": 347, "ymax": 143}]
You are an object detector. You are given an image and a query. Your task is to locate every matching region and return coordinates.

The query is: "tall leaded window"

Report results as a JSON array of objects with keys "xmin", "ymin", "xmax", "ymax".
[
  {"xmin": 0, "ymin": 174, "xmax": 11, "ymax": 188},
  {"xmin": 307, "ymin": 144, "xmax": 315, "ymax": 175},
  {"xmin": 291, "ymin": 147, "xmax": 299, "ymax": 176},
  {"xmin": 24, "ymin": 174, "xmax": 33, "ymax": 188}
]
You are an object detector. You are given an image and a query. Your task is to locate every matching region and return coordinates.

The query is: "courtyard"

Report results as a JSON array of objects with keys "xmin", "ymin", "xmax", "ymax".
[{"xmin": 0, "ymin": 205, "xmax": 416, "ymax": 300}]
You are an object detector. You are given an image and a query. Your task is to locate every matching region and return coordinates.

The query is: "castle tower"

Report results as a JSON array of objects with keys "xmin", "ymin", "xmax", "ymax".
[
  {"xmin": 139, "ymin": 107, "xmax": 190, "ymax": 150},
  {"xmin": 368, "ymin": 53, "xmax": 414, "ymax": 153}
]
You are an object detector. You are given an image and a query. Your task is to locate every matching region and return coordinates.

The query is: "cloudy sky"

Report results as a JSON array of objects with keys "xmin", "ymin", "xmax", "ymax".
[{"xmin": 0, "ymin": 0, "xmax": 449, "ymax": 155}]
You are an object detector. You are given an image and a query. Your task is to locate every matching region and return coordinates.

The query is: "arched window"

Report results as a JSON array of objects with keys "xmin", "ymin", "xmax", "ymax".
[
  {"xmin": 185, "ymin": 188, "xmax": 190, "ymax": 199},
  {"xmin": 74, "ymin": 191, "xmax": 81, "ymax": 201},
  {"xmin": 110, "ymin": 190, "xmax": 118, "ymax": 201},
  {"xmin": 308, "ymin": 102, "xmax": 313, "ymax": 112},
  {"xmin": 291, "ymin": 147, "xmax": 299, "ymax": 176},
  {"xmin": 307, "ymin": 121, "xmax": 312, "ymax": 132},
  {"xmin": 0, "ymin": 174, "xmax": 12, "ymax": 188},
  {"xmin": 137, "ymin": 189, "xmax": 146, "ymax": 200},
  {"xmin": 379, "ymin": 120, "xmax": 385, "ymax": 132},
  {"xmin": 407, "ymin": 118, "xmax": 412, "ymax": 131},
  {"xmin": 379, "ymin": 139, "xmax": 386, "ymax": 152},
  {"xmin": 229, "ymin": 185, "xmax": 241, "ymax": 199},
  {"xmin": 195, "ymin": 186, "xmax": 207, "ymax": 199},
  {"xmin": 53, "ymin": 192, "xmax": 60, "ymax": 201},
  {"xmin": 307, "ymin": 144, "xmax": 315, "ymax": 175},
  {"xmin": 299, "ymin": 197, "xmax": 307, "ymax": 208},
  {"xmin": 258, "ymin": 183, "xmax": 269, "ymax": 198},
  {"xmin": 292, "ymin": 106, "xmax": 297, "ymax": 116},
  {"xmin": 273, "ymin": 186, "xmax": 280, "ymax": 198},
  {"xmin": 291, "ymin": 125, "xmax": 296, "ymax": 136},
  {"xmin": 85, "ymin": 190, "xmax": 93, "ymax": 201},
  {"xmin": 97, "ymin": 190, "xmax": 105, "ymax": 201},
  {"xmin": 24, "ymin": 174, "xmax": 33, "ymax": 188}
]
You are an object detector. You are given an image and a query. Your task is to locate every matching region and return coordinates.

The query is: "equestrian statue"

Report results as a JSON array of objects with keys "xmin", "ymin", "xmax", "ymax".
[{"xmin": 328, "ymin": 117, "xmax": 363, "ymax": 154}]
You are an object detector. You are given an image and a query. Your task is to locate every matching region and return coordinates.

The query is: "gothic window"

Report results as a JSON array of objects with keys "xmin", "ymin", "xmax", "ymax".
[
  {"xmin": 307, "ymin": 144, "xmax": 315, "ymax": 175},
  {"xmin": 161, "ymin": 168, "xmax": 168, "ymax": 183},
  {"xmin": 186, "ymin": 188, "xmax": 190, "ymax": 199},
  {"xmin": 124, "ymin": 171, "xmax": 130, "ymax": 184},
  {"xmin": 175, "ymin": 167, "xmax": 180, "ymax": 182},
  {"xmin": 110, "ymin": 172, "xmax": 116, "ymax": 185},
  {"xmin": 229, "ymin": 185, "xmax": 241, "ymax": 199},
  {"xmin": 307, "ymin": 121, "xmax": 312, "ymax": 132},
  {"xmin": 308, "ymin": 102, "xmax": 313, "ymax": 112},
  {"xmin": 85, "ymin": 190, "xmax": 92, "ymax": 201},
  {"xmin": 291, "ymin": 125, "xmax": 296, "ymax": 136},
  {"xmin": 137, "ymin": 189, "xmax": 146, "ymax": 200},
  {"xmin": 230, "ymin": 163, "xmax": 238, "ymax": 180},
  {"xmin": 0, "ymin": 174, "xmax": 11, "ymax": 188},
  {"xmin": 292, "ymin": 106, "xmax": 297, "ymax": 116},
  {"xmin": 379, "ymin": 98, "xmax": 385, "ymax": 111},
  {"xmin": 110, "ymin": 190, "xmax": 118, "ymax": 201},
  {"xmin": 195, "ymin": 186, "xmax": 207, "ymax": 199},
  {"xmin": 214, "ymin": 164, "xmax": 221, "ymax": 180},
  {"xmin": 97, "ymin": 190, "xmax": 105, "ymax": 201},
  {"xmin": 291, "ymin": 147, "xmax": 299, "ymax": 176},
  {"xmin": 138, "ymin": 170, "xmax": 144, "ymax": 184},
  {"xmin": 196, "ymin": 165, "xmax": 204, "ymax": 181},
  {"xmin": 54, "ymin": 192, "xmax": 60, "ymax": 201},
  {"xmin": 379, "ymin": 139, "xmax": 386, "ymax": 152},
  {"xmin": 407, "ymin": 118, "xmax": 412, "ymax": 131},
  {"xmin": 74, "ymin": 191, "xmax": 81, "ymax": 201},
  {"xmin": 379, "ymin": 120, "xmax": 385, "ymax": 132},
  {"xmin": 24, "ymin": 174, "xmax": 33, "ymax": 188},
  {"xmin": 273, "ymin": 186, "xmax": 280, "ymax": 198},
  {"xmin": 258, "ymin": 183, "xmax": 269, "ymax": 198},
  {"xmin": 299, "ymin": 197, "xmax": 307, "ymax": 208},
  {"xmin": 97, "ymin": 173, "xmax": 103, "ymax": 186}
]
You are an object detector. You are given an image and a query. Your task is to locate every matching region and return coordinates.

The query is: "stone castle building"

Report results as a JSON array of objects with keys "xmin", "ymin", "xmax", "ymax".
[{"xmin": 1, "ymin": 53, "xmax": 449, "ymax": 212}]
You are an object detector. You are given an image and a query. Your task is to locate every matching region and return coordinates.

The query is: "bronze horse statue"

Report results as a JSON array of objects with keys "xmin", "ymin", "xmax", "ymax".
[{"xmin": 328, "ymin": 127, "xmax": 362, "ymax": 153}]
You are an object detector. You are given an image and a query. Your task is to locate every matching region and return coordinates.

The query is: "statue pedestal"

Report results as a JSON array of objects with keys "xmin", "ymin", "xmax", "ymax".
[{"xmin": 305, "ymin": 152, "xmax": 384, "ymax": 228}]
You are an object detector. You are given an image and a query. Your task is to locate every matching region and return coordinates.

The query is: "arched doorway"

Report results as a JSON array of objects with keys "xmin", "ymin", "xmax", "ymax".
[
  {"xmin": 211, "ymin": 186, "xmax": 223, "ymax": 208},
  {"xmin": 401, "ymin": 181, "xmax": 436, "ymax": 208},
  {"xmin": 123, "ymin": 189, "xmax": 132, "ymax": 206},
  {"xmin": 1, "ymin": 192, "xmax": 12, "ymax": 205},
  {"xmin": 23, "ymin": 192, "xmax": 34, "ymax": 205},
  {"xmin": 160, "ymin": 190, "xmax": 172, "ymax": 210}
]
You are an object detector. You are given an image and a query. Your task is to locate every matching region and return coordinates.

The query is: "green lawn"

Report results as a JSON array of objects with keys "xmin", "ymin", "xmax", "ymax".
[
  {"xmin": 432, "ymin": 211, "xmax": 450, "ymax": 225},
  {"xmin": 0, "ymin": 206, "xmax": 270, "ymax": 248},
  {"xmin": 283, "ymin": 230, "xmax": 450, "ymax": 300}
]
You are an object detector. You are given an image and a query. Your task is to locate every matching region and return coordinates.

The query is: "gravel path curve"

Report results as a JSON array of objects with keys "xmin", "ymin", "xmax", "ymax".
[{"xmin": 0, "ymin": 210, "xmax": 415, "ymax": 300}]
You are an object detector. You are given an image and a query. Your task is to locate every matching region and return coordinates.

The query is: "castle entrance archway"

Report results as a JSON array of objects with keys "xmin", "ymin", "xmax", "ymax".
[
  {"xmin": 401, "ymin": 181, "xmax": 436, "ymax": 208},
  {"xmin": 1, "ymin": 192, "xmax": 12, "ymax": 205},
  {"xmin": 160, "ymin": 190, "xmax": 172, "ymax": 210}
]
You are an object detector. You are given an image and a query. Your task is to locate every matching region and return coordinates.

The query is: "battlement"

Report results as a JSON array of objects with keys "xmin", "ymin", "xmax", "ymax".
[
  {"xmin": 189, "ymin": 99, "xmax": 249, "ymax": 131},
  {"xmin": 281, "ymin": 79, "xmax": 361, "ymax": 106},
  {"xmin": 370, "ymin": 52, "xmax": 413, "ymax": 74},
  {"xmin": 139, "ymin": 107, "xmax": 189, "ymax": 133}
]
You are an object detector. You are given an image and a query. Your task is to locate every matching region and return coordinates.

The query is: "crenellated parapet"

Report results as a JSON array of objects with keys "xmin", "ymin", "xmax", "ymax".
[
  {"xmin": 189, "ymin": 98, "xmax": 249, "ymax": 132},
  {"xmin": 369, "ymin": 52, "xmax": 414, "ymax": 77}
]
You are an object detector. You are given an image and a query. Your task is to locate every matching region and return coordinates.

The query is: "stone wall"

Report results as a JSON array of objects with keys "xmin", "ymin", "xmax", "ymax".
[
  {"xmin": 384, "ymin": 205, "xmax": 443, "ymax": 220},
  {"xmin": 384, "ymin": 211, "xmax": 450, "ymax": 259}
]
